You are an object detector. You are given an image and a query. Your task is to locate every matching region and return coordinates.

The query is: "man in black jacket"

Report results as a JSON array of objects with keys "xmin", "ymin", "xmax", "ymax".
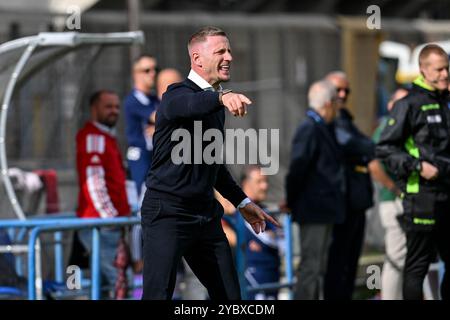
[
  {"xmin": 322, "ymin": 71, "xmax": 376, "ymax": 300},
  {"xmin": 286, "ymin": 80, "xmax": 345, "ymax": 300},
  {"xmin": 376, "ymin": 44, "xmax": 450, "ymax": 300},
  {"xmin": 141, "ymin": 26, "xmax": 278, "ymax": 300}
]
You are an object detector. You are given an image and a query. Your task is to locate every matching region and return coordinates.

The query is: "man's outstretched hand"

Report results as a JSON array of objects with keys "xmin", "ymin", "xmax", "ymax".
[
  {"xmin": 221, "ymin": 92, "xmax": 252, "ymax": 117},
  {"xmin": 239, "ymin": 202, "xmax": 281, "ymax": 234}
]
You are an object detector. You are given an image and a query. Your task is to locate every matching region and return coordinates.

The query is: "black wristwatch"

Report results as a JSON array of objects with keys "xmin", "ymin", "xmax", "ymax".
[{"xmin": 218, "ymin": 89, "xmax": 233, "ymax": 105}]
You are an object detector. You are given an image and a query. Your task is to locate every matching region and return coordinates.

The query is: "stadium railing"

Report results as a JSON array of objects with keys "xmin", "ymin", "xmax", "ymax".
[{"xmin": 0, "ymin": 215, "xmax": 140, "ymax": 300}]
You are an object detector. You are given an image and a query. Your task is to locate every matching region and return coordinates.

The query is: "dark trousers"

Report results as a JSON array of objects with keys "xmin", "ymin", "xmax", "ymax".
[
  {"xmin": 295, "ymin": 224, "xmax": 333, "ymax": 300},
  {"xmin": 141, "ymin": 195, "xmax": 241, "ymax": 300},
  {"xmin": 403, "ymin": 205, "xmax": 450, "ymax": 300},
  {"xmin": 324, "ymin": 209, "xmax": 366, "ymax": 300}
]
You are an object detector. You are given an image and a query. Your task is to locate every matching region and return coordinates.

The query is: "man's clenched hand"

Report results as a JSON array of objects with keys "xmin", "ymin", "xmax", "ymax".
[{"xmin": 420, "ymin": 161, "xmax": 439, "ymax": 180}]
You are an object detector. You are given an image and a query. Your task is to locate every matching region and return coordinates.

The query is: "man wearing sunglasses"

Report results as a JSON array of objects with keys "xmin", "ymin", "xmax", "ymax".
[
  {"xmin": 124, "ymin": 54, "xmax": 160, "ymax": 200},
  {"xmin": 124, "ymin": 55, "xmax": 160, "ymax": 275},
  {"xmin": 323, "ymin": 71, "xmax": 376, "ymax": 300}
]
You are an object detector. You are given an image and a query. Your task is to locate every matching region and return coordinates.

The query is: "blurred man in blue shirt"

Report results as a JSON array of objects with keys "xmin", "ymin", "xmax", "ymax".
[
  {"xmin": 240, "ymin": 166, "xmax": 281, "ymax": 300},
  {"xmin": 124, "ymin": 55, "xmax": 159, "ymax": 280},
  {"xmin": 124, "ymin": 54, "xmax": 159, "ymax": 198}
]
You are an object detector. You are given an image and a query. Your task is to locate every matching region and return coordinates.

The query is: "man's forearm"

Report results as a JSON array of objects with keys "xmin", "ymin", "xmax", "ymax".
[
  {"xmin": 215, "ymin": 165, "xmax": 247, "ymax": 207},
  {"xmin": 368, "ymin": 159, "xmax": 401, "ymax": 195},
  {"xmin": 163, "ymin": 91, "xmax": 222, "ymax": 120}
]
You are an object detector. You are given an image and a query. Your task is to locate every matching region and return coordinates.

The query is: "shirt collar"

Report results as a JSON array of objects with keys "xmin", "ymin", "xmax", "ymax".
[
  {"xmin": 92, "ymin": 121, "xmax": 116, "ymax": 137},
  {"xmin": 306, "ymin": 108, "xmax": 325, "ymax": 124},
  {"xmin": 413, "ymin": 75, "xmax": 436, "ymax": 92},
  {"xmin": 188, "ymin": 69, "xmax": 223, "ymax": 91},
  {"xmin": 133, "ymin": 88, "xmax": 151, "ymax": 105}
]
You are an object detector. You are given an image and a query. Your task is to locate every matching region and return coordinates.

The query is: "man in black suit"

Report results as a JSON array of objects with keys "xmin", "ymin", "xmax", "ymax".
[
  {"xmin": 141, "ymin": 26, "xmax": 279, "ymax": 300},
  {"xmin": 286, "ymin": 80, "xmax": 346, "ymax": 300}
]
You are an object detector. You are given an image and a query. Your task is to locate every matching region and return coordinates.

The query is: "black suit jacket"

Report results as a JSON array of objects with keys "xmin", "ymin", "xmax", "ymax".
[
  {"xmin": 146, "ymin": 78, "xmax": 247, "ymax": 210},
  {"xmin": 286, "ymin": 109, "xmax": 346, "ymax": 224},
  {"xmin": 334, "ymin": 108, "xmax": 375, "ymax": 212}
]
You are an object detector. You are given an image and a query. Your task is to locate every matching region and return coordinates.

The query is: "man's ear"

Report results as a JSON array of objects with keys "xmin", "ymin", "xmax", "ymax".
[
  {"xmin": 192, "ymin": 52, "xmax": 202, "ymax": 68},
  {"xmin": 419, "ymin": 68, "xmax": 424, "ymax": 77},
  {"xmin": 419, "ymin": 62, "xmax": 427, "ymax": 78}
]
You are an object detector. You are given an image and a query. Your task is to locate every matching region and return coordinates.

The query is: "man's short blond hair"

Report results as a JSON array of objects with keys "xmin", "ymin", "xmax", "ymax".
[
  {"xmin": 419, "ymin": 44, "xmax": 449, "ymax": 66},
  {"xmin": 187, "ymin": 26, "xmax": 227, "ymax": 53}
]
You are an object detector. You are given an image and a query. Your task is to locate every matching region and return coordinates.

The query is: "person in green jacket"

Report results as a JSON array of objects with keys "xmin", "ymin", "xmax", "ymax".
[{"xmin": 371, "ymin": 87, "xmax": 408, "ymax": 299}]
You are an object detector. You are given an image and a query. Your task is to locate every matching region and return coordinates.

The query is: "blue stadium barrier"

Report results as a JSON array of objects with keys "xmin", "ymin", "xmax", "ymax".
[
  {"xmin": 26, "ymin": 217, "xmax": 140, "ymax": 300},
  {"xmin": 229, "ymin": 210, "xmax": 295, "ymax": 300},
  {"xmin": 2, "ymin": 211, "xmax": 297, "ymax": 300},
  {"xmin": 0, "ymin": 212, "xmax": 76, "ymax": 280},
  {"xmin": 0, "ymin": 286, "xmax": 25, "ymax": 299},
  {"xmin": 0, "ymin": 215, "xmax": 140, "ymax": 300}
]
